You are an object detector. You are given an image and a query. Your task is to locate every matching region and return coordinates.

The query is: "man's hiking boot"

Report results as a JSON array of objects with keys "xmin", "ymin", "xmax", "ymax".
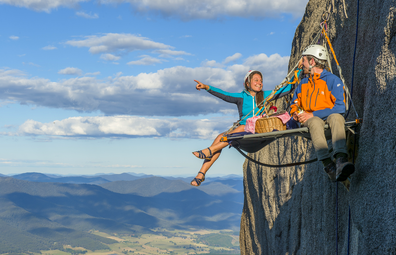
[
  {"xmin": 324, "ymin": 162, "xmax": 337, "ymax": 182},
  {"xmin": 336, "ymin": 157, "xmax": 355, "ymax": 182}
]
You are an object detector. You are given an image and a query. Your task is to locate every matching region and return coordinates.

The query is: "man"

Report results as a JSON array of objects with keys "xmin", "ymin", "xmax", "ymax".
[{"xmin": 290, "ymin": 44, "xmax": 355, "ymax": 182}]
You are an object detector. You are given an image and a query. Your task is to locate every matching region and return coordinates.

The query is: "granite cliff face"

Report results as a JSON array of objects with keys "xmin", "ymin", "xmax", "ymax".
[{"xmin": 240, "ymin": 0, "xmax": 396, "ymax": 254}]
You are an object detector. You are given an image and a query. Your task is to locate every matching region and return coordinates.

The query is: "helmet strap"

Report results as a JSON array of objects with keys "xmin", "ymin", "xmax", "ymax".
[{"xmin": 308, "ymin": 57, "xmax": 315, "ymax": 73}]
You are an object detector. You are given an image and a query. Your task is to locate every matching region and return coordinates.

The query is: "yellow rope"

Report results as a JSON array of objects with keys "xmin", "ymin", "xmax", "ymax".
[{"xmin": 322, "ymin": 24, "xmax": 340, "ymax": 66}]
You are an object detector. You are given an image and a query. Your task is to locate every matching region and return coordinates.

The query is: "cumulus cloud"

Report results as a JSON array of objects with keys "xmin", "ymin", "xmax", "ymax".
[
  {"xmin": 85, "ymin": 71, "xmax": 101, "ymax": 76},
  {"xmin": 202, "ymin": 53, "xmax": 246, "ymax": 68},
  {"xmin": 9, "ymin": 35, "xmax": 19, "ymax": 40},
  {"xmin": 98, "ymin": 0, "xmax": 309, "ymax": 19},
  {"xmin": 0, "ymin": 0, "xmax": 308, "ymax": 18},
  {"xmin": 66, "ymin": 33, "xmax": 171, "ymax": 55},
  {"xmin": 58, "ymin": 67, "xmax": 83, "ymax": 76},
  {"xmin": 0, "ymin": 0, "xmax": 89, "ymax": 12},
  {"xmin": 202, "ymin": 60, "xmax": 223, "ymax": 68},
  {"xmin": 76, "ymin": 11, "xmax": 98, "ymax": 19},
  {"xmin": 17, "ymin": 115, "xmax": 232, "ymax": 139},
  {"xmin": 0, "ymin": 53, "xmax": 289, "ymax": 116},
  {"xmin": 243, "ymin": 53, "xmax": 290, "ymax": 85},
  {"xmin": 127, "ymin": 55, "xmax": 163, "ymax": 65},
  {"xmin": 223, "ymin": 53, "xmax": 242, "ymax": 64},
  {"xmin": 42, "ymin": 45, "xmax": 57, "ymax": 50},
  {"xmin": 100, "ymin": 53, "xmax": 121, "ymax": 61},
  {"xmin": 156, "ymin": 49, "xmax": 191, "ymax": 58}
]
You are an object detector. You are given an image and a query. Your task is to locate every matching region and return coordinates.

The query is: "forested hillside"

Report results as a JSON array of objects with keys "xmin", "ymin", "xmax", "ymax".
[{"xmin": 0, "ymin": 175, "xmax": 243, "ymax": 253}]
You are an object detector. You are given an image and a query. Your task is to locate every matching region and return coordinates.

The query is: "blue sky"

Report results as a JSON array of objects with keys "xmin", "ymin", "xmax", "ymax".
[{"xmin": 0, "ymin": 0, "xmax": 308, "ymax": 177}]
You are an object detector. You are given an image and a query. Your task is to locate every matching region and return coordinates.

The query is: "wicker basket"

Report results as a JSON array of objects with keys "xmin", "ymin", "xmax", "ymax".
[{"xmin": 255, "ymin": 116, "xmax": 286, "ymax": 133}]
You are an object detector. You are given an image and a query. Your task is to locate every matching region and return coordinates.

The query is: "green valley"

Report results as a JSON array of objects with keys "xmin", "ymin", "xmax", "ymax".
[{"xmin": 37, "ymin": 228, "xmax": 240, "ymax": 255}]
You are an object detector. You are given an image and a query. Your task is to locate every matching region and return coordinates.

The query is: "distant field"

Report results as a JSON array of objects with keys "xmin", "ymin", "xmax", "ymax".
[{"xmin": 37, "ymin": 228, "xmax": 240, "ymax": 255}]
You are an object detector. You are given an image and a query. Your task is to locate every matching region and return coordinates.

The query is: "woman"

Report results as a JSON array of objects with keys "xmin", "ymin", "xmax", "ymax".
[{"xmin": 191, "ymin": 70, "xmax": 264, "ymax": 186}]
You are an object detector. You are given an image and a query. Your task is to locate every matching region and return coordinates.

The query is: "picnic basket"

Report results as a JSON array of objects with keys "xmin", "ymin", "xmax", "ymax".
[{"xmin": 255, "ymin": 116, "xmax": 286, "ymax": 133}]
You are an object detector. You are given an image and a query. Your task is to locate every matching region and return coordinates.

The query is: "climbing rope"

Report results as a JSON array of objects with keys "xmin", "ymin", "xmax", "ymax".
[
  {"xmin": 321, "ymin": 22, "xmax": 360, "ymax": 121},
  {"xmin": 336, "ymin": 181, "xmax": 339, "ymax": 255},
  {"xmin": 233, "ymin": 143, "xmax": 318, "ymax": 168},
  {"xmin": 346, "ymin": 0, "xmax": 360, "ymax": 120},
  {"xmin": 223, "ymin": 26, "xmax": 325, "ymax": 136},
  {"xmin": 340, "ymin": 0, "xmax": 360, "ymax": 253}
]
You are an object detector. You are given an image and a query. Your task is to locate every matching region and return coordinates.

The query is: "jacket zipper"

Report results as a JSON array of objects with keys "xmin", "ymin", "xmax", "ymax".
[
  {"xmin": 309, "ymin": 76, "xmax": 316, "ymax": 111},
  {"xmin": 252, "ymin": 95, "xmax": 256, "ymax": 115},
  {"xmin": 315, "ymin": 89, "xmax": 320, "ymax": 107},
  {"xmin": 305, "ymin": 88, "xmax": 309, "ymax": 110},
  {"xmin": 305, "ymin": 78, "xmax": 310, "ymax": 110}
]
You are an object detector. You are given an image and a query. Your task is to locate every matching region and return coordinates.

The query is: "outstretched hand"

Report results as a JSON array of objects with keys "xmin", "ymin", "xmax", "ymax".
[{"xmin": 194, "ymin": 80, "xmax": 209, "ymax": 91}]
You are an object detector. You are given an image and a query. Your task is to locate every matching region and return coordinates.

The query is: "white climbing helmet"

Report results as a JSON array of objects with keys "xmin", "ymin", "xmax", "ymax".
[
  {"xmin": 244, "ymin": 70, "xmax": 262, "ymax": 85},
  {"xmin": 302, "ymin": 45, "xmax": 328, "ymax": 60}
]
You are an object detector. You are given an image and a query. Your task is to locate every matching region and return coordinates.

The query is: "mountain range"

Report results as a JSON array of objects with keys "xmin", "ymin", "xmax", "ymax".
[{"xmin": 0, "ymin": 172, "xmax": 243, "ymax": 253}]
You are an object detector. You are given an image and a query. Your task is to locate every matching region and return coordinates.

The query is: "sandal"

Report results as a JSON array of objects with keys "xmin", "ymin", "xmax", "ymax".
[
  {"xmin": 192, "ymin": 147, "xmax": 212, "ymax": 160},
  {"xmin": 190, "ymin": 171, "xmax": 206, "ymax": 187}
]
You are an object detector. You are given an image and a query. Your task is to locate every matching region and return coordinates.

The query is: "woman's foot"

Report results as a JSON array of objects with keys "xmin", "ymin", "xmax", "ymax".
[
  {"xmin": 192, "ymin": 147, "xmax": 212, "ymax": 160},
  {"xmin": 190, "ymin": 171, "xmax": 206, "ymax": 186}
]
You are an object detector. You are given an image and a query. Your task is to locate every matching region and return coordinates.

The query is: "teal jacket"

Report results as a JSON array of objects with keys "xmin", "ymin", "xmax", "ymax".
[{"xmin": 207, "ymin": 86, "xmax": 272, "ymax": 125}]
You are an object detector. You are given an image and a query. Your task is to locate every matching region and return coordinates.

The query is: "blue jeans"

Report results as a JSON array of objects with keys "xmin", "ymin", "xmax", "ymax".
[{"xmin": 302, "ymin": 113, "xmax": 348, "ymax": 161}]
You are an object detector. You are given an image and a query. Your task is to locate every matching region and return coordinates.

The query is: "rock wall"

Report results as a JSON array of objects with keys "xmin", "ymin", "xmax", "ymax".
[{"xmin": 240, "ymin": 0, "xmax": 396, "ymax": 254}]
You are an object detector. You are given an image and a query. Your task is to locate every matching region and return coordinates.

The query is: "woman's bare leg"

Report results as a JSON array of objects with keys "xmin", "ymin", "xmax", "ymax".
[
  {"xmin": 192, "ymin": 125, "xmax": 246, "ymax": 158},
  {"xmin": 191, "ymin": 125, "xmax": 245, "ymax": 186}
]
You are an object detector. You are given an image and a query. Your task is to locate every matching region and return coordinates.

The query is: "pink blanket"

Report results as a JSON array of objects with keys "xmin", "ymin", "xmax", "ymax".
[{"xmin": 244, "ymin": 111, "xmax": 291, "ymax": 133}]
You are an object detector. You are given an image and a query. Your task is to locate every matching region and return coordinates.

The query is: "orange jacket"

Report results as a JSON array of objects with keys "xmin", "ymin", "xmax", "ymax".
[{"xmin": 290, "ymin": 70, "xmax": 346, "ymax": 120}]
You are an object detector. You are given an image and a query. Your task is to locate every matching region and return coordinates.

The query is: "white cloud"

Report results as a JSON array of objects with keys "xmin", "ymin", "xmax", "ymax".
[
  {"xmin": 98, "ymin": 0, "xmax": 309, "ymax": 19},
  {"xmin": 156, "ymin": 49, "xmax": 191, "ymax": 57},
  {"xmin": 0, "ymin": 53, "xmax": 289, "ymax": 116},
  {"xmin": 66, "ymin": 33, "xmax": 171, "ymax": 54},
  {"xmin": 0, "ymin": 0, "xmax": 309, "ymax": 18},
  {"xmin": 202, "ymin": 60, "xmax": 223, "ymax": 68},
  {"xmin": 223, "ymin": 53, "xmax": 242, "ymax": 64},
  {"xmin": 9, "ymin": 35, "xmax": 19, "ymax": 40},
  {"xmin": 76, "ymin": 11, "xmax": 98, "ymax": 19},
  {"xmin": 17, "ymin": 115, "xmax": 232, "ymax": 139},
  {"xmin": 85, "ymin": 71, "xmax": 101, "ymax": 76},
  {"xmin": 127, "ymin": 55, "xmax": 163, "ymax": 65},
  {"xmin": 58, "ymin": 67, "xmax": 82, "ymax": 76},
  {"xmin": 100, "ymin": 53, "xmax": 121, "ymax": 61},
  {"xmin": 243, "ymin": 53, "xmax": 290, "ymax": 86},
  {"xmin": 0, "ymin": 0, "xmax": 89, "ymax": 12},
  {"xmin": 42, "ymin": 45, "xmax": 57, "ymax": 50}
]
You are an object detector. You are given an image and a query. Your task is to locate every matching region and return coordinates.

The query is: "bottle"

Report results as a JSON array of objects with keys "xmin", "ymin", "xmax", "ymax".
[{"xmin": 294, "ymin": 101, "xmax": 304, "ymax": 115}]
